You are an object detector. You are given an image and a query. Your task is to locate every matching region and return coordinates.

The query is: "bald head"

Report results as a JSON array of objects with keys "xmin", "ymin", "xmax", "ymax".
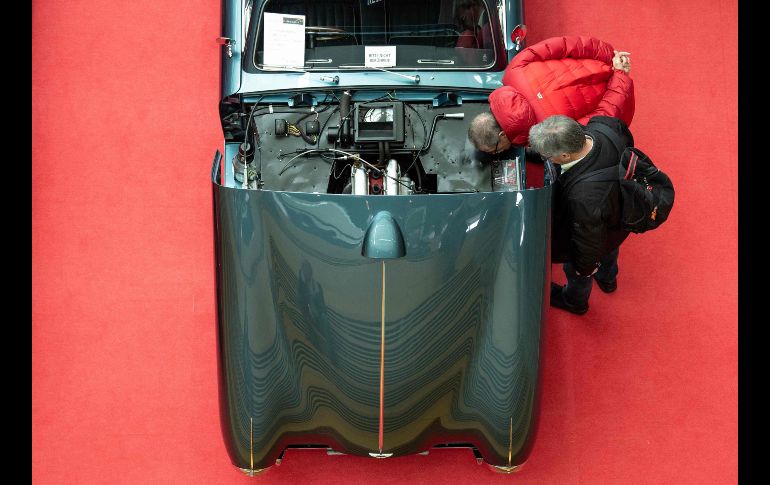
[{"xmin": 469, "ymin": 111, "xmax": 505, "ymax": 152}]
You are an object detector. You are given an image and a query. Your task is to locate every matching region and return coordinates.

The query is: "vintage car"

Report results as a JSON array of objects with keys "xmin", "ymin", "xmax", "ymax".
[{"xmin": 211, "ymin": 0, "xmax": 548, "ymax": 475}]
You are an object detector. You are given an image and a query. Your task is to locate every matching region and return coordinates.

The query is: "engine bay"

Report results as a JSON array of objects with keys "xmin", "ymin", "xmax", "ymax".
[{"xmin": 219, "ymin": 89, "xmax": 526, "ymax": 194}]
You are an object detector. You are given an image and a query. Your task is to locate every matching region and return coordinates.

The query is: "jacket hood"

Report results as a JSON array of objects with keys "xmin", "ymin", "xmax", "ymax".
[{"xmin": 488, "ymin": 86, "xmax": 536, "ymax": 146}]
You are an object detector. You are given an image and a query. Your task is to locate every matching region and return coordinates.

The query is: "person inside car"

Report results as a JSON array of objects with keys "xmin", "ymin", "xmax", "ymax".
[{"xmin": 454, "ymin": 0, "xmax": 492, "ymax": 49}]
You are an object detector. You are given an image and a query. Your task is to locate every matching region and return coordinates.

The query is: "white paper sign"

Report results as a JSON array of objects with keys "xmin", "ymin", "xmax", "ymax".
[
  {"xmin": 365, "ymin": 46, "xmax": 397, "ymax": 68},
  {"xmin": 263, "ymin": 12, "xmax": 305, "ymax": 68}
]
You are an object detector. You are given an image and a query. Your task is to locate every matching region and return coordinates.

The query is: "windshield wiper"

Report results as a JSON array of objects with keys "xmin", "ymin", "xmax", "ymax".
[
  {"xmin": 258, "ymin": 63, "xmax": 420, "ymax": 85},
  {"xmin": 417, "ymin": 59, "xmax": 455, "ymax": 65},
  {"xmin": 257, "ymin": 64, "xmax": 308, "ymax": 73},
  {"xmin": 338, "ymin": 65, "xmax": 420, "ymax": 84},
  {"xmin": 257, "ymin": 63, "xmax": 339, "ymax": 84}
]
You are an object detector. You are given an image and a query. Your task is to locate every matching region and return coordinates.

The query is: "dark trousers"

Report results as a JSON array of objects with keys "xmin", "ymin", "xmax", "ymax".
[{"xmin": 562, "ymin": 248, "xmax": 620, "ymax": 307}]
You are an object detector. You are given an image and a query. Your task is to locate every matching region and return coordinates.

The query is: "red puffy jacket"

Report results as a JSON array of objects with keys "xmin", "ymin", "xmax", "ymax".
[{"xmin": 489, "ymin": 36, "xmax": 635, "ymax": 145}]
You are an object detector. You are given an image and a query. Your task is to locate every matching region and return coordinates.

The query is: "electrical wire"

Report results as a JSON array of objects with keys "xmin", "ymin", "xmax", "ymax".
[
  {"xmin": 278, "ymin": 148, "xmax": 369, "ymax": 175},
  {"xmin": 243, "ymin": 95, "xmax": 264, "ymax": 143},
  {"xmin": 305, "ymin": 92, "xmax": 339, "ymax": 146},
  {"xmin": 318, "ymin": 105, "xmax": 340, "ymax": 144},
  {"xmin": 335, "ymin": 92, "xmax": 425, "ymax": 192},
  {"xmin": 357, "ymin": 91, "xmax": 397, "ymax": 107},
  {"xmin": 330, "ymin": 159, "xmax": 351, "ymax": 180},
  {"xmin": 404, "ymin": 103, "xmax": 428, "ymax": 192},
  {"xmin": 278, "ymin": 148, "xmax": 413, "ymax": 193},
  {"xmin": 251, "ymin": 92, "xmax": 428, "ymax": 193},
  {"xmin": 237, "ymin": 92, "xmax": 338, "ymax": 188}
]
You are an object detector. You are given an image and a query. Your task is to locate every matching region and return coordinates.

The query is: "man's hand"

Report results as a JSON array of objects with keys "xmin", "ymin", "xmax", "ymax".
[{"xmin": 612, "ymin": 50, "xmax": 632, "ymax": 74}]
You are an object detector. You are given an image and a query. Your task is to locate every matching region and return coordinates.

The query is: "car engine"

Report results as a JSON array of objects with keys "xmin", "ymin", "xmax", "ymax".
[{"xmin": 220, "ymin": 89, "xmax": 525, "ymax": 194}]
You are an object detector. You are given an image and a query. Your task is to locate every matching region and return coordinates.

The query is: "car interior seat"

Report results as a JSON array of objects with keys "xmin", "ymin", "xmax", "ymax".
[
  {"xmin": 268, "ymin": 0, "xmax": 361, "ymax": 46},
  {"xmin": 387, "ymin": 0, "xmax": 460, "ymax": 47}
]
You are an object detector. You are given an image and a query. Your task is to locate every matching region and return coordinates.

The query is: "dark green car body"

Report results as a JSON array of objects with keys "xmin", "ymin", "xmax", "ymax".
[{"xmin": 212, "ymin": 0, "xmax": 549, "ymax": 473}]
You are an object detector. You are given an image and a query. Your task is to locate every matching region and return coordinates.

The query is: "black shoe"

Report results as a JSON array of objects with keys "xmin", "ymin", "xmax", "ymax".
[
  {"xmin": 550, "ymin": 283, "xmax": 589, "ymax": 315},
  {"xmin": 593, "ymin": 276, "xmax": 617, "ymax": 293}
]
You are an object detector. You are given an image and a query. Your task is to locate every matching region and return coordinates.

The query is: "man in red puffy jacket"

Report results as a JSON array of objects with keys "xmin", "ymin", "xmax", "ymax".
[{"xmin": 468, "ymin": 36, "xmax": 633, "ymax": 154}]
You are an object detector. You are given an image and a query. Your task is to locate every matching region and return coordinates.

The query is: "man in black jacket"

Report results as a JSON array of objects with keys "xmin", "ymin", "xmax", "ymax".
[{"xmin": 528, "ymin": 115, "xmax": 633, "ymax": 315}]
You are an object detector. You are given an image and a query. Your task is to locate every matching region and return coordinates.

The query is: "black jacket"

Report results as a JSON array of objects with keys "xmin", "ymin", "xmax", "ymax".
[{"xmin": 551, "ymin": 116, "xmax": 634, "ymax": 275}]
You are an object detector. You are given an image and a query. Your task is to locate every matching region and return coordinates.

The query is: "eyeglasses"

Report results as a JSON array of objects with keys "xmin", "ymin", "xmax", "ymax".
[
  {"xmin": 479, "ymin": 132, "xmax": 508, "ymax": 155},
  {"xmin": 485, "ymin": 137, "xmax": 503, "ymax": 155}
]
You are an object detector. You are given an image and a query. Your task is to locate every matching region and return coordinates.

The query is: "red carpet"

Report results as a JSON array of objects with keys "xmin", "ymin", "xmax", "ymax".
[{"xmin": 32, "ymin": 0, "xmax": 737, "ymax": 483}]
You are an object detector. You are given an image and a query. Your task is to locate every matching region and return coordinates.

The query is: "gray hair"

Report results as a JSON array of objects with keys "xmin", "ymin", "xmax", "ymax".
[
  {"xmin": 528, "ymin": 115, "xmax": 585, "ymax": 158},
  {"xmin": 468, "ymin": 111, "xmax": 502, "ymax": 149}
]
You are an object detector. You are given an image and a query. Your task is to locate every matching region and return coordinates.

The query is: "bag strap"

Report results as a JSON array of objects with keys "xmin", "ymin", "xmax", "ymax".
[
  {"xmin": 624, "ymin": 151, "xmax": 638, "ymax": 180},
  {"xmin": 592, "ymin": 124, "xmax": 658, "ymax": 181},
  {"xmin": 576, "ymin": 165, "xmax": 618, "ymax": 184},
  {"xmin": 560, "ymin": 121, "xmax": 631, "ymax": 193},
  {"xmin": 590, "ymin": 122, "xmax": 626, "ymax": 156},
  {"xmin": 561, "ymin": 165, "xmax": 617, "ymax": 194}
]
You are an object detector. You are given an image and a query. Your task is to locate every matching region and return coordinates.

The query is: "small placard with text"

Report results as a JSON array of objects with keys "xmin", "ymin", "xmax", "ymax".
[{"xmin": 365, "ymin": 46, "xmax": 397, "ymax": 68}]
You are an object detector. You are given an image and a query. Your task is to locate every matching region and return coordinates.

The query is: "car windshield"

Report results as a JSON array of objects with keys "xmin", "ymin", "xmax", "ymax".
[{"xmin": 249, "ymin": 0, "xmax": 503, "ymax": 71}]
